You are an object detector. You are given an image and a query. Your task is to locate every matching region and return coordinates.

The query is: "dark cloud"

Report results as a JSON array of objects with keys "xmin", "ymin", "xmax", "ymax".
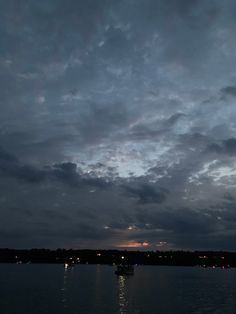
[
  {"xmin": 165, "ymin": 112, "xmax": 186, "ymax": 127},
  {"xmin": 133, "ymin": 206, "xmax": 236, "ymax": 250},
  {"xmin": 0, "ymin": 0, "xmax": 236, "ymax": 249},
  {"xmin": 126, "ymin": 113, "xmax": 186, "ymax": 141},
  {"xmin": 209, "ymin": 138, "xmax": 236, "ymax": 155},
  {"xmin": 0, "ymin": 147, "xmax": 17, "ymax": 163},
  {"xmin": 51, "ymin": 162, "xmax": 79, "ymax": 186},
  {"xmin": 221, "ymin": 86, "xmax": 236, "ymax": 97},
  {"xmin": 0, "ymin": 147, "xmax": 45, "ymax": 183},
  {"xmin": 123, "ymin": 183, "xmax": 167, "ymax": 204},
  {"xmin": 223, "ymin": 192, "xmax": 235, "ymax": 202},
  {"xmin": 0, "ymin": 146, "xmax": 111, "ymax": 190}
]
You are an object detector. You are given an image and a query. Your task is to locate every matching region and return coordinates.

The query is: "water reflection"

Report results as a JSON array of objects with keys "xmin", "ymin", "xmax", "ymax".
[
  {"xmin": 95, "ymin": 265, "xmax": 102, "ymax": 305},
  {"xmin": 118, "ymin": 276, "xmax": 128, "ymax": 314},
  {"xmin": 61, "ymin": 265, "xmax": 74, "ymax": 309}
]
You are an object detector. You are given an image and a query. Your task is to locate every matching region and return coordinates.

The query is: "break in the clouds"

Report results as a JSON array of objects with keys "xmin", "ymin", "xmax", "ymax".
[{"xmin": 1, "ymin": 0, "xmax": 236, "ymax": 250}]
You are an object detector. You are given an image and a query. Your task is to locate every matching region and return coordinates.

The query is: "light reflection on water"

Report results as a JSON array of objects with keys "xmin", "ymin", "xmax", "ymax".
[
  {"xmin": 118, "ymin": 276, "xmax": 128, "ymax": 314},
  {"xmin": 61, "ymin": 266, "xmax": 74, "ymax": 310},
  {"xmin": 1, "ymin": 265, "xmax": 236, "ymax": 314}
]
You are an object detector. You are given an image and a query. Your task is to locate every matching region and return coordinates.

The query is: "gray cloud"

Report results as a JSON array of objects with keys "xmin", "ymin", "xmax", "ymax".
[
  {"xmin": 221, "ymin": 86, "xmax": 236, "ymax": 97},
  {"xmin": 123, "ymin": 183, "xmax": 167, "ymax": 204},
  {"xmin": 209, "ymin": 138, "xmax": 236, "ymax": 155},
  {"xmin": 1, "ymin": 0, "xmax": 236, "ymax": 249}
]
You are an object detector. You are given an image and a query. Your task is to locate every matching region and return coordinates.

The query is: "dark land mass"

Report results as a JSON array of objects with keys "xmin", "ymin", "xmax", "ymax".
[{"xmin": 0, "ymin": 249, "xmax": 235, "ymax": 268}]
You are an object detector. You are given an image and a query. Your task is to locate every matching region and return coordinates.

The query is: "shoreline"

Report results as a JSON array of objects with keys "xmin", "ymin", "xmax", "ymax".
[{"xmin": 0, "ymin": 248, "xmax": 235, "ymax": 267}]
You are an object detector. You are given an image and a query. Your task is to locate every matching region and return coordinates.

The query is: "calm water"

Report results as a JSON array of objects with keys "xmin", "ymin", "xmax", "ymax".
[{"xmin": 0, "ymin": 264, "xmax": 236, "ymax": 314}]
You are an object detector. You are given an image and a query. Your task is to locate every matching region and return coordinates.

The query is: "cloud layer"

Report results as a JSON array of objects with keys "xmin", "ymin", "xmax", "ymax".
[{"xmin": 1, "ymin": 0, "xmax": 236, "ymax": 249}]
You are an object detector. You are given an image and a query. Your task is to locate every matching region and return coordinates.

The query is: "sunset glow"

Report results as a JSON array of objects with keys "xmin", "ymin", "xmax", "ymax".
[{"xmin": 116, "ymin": 241, "xmax": 150, "ymax": 248}]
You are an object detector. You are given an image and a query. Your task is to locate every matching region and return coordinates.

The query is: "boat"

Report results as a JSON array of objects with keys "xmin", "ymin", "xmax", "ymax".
[
  {"xmin": 64, "ymin": 260, "xmax": 75, "ymax": 269},
  {"xmin": 115, "ymin": 265, "xmax": 134, "ymax": 276}
]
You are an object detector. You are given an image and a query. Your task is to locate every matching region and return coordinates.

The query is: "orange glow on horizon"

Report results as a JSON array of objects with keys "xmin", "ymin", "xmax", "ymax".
[{"xmin": 116, "ymin": 241, "xmax": 150, "ymax": 248}]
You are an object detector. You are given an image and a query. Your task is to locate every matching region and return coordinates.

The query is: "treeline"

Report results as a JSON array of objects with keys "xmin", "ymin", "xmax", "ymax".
[{"xmin": 0, "ymin": 248, "xmax": 236, "ymax": 267}]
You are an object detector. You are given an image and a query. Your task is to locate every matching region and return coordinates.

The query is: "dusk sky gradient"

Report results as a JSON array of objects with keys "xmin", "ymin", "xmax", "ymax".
[{"xmin": 1, "ymin": 0, "xmax": 236, "ymax": 250}]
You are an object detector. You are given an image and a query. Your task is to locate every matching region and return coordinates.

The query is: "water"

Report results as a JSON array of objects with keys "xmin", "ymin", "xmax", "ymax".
[{"xmin": 0, "ymin": 264, "xmax": 236, "ymax": 314}]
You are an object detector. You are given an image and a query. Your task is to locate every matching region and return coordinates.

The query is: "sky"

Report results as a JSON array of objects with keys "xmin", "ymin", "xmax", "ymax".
[{"xmin": 1, "ymin": 0, "xmax": 236, "ymax": 250}]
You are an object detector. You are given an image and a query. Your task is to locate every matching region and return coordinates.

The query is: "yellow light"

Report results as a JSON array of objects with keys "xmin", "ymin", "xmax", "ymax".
[{"xmin": 116, "ymin": 240, "xmax": 150, "ymax": 248}]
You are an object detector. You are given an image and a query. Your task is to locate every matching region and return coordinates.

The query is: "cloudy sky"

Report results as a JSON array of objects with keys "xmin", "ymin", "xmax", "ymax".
[{"xmin": 1, "ymin": 0, "xmax": 236, "ymax": 250}]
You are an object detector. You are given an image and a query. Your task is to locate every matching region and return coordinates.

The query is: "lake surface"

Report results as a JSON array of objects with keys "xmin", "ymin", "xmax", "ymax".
[{"xmin": 0, "ymin": 264, "xmax": 236, "ymax": 314}]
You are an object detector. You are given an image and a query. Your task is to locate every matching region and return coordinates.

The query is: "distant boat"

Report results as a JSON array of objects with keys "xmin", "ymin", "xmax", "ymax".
[
  {"xmin": 115, "ymin": 265, "xmax": 134, "ymax": 276},
  {"xmin": 64, "ymin": 261, "xmax": 75, "ymax": 269}
]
